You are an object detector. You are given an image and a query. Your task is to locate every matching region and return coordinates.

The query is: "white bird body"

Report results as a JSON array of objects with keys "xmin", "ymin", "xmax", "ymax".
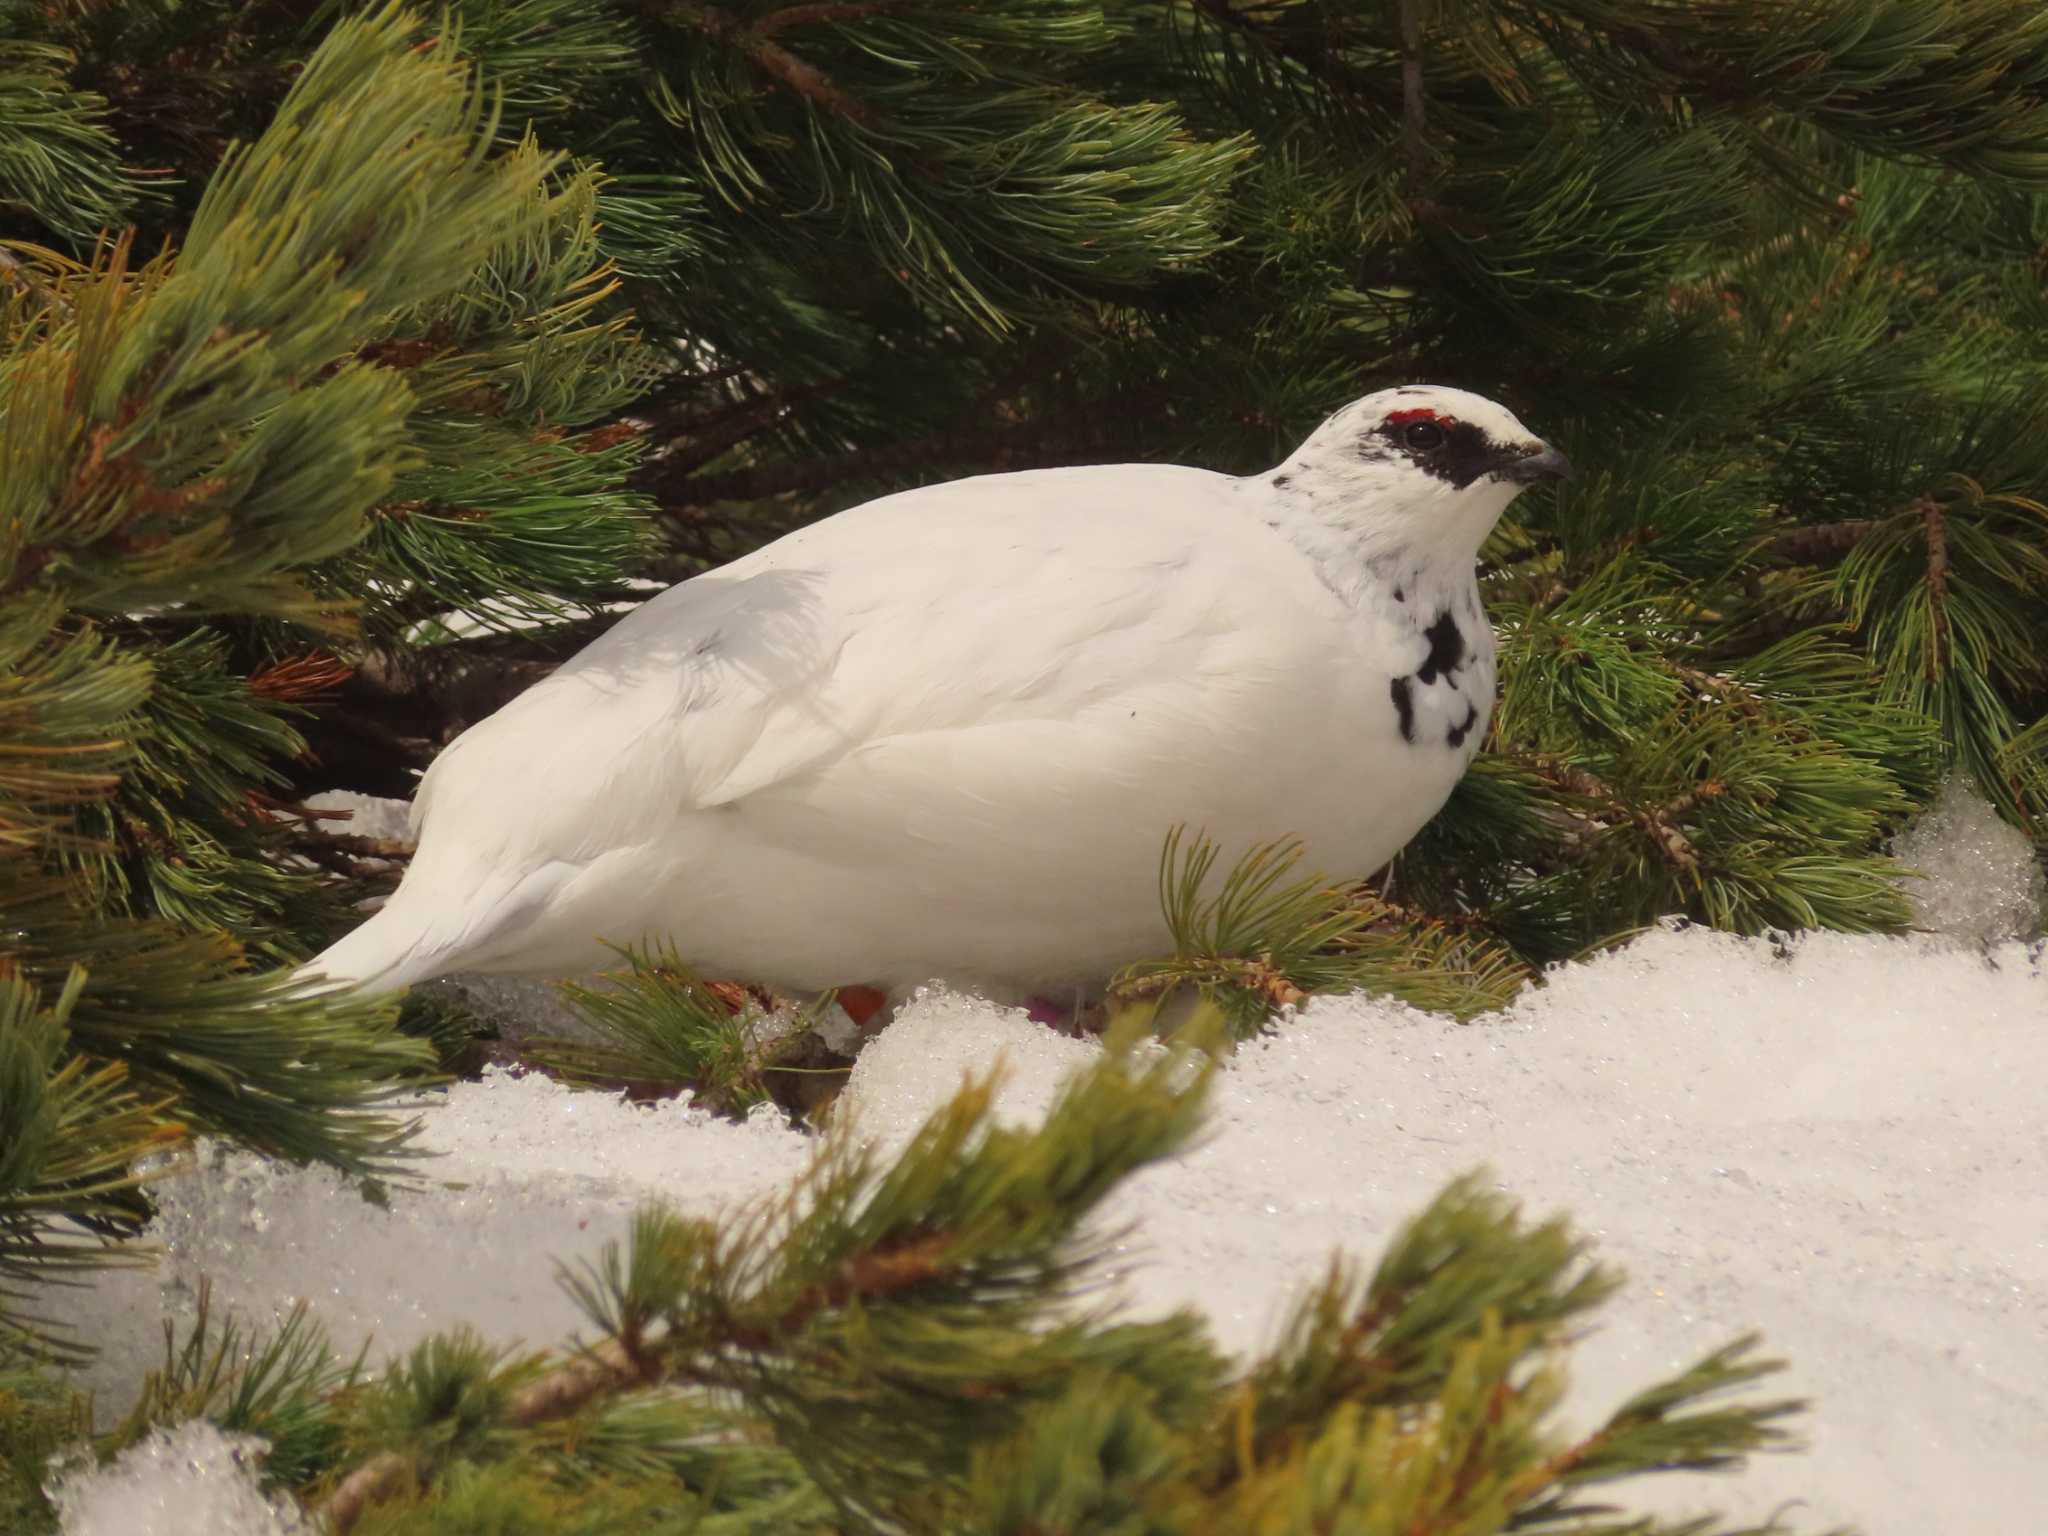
[{"xmin": 309, "ymin": 386, "xmax": 1565, "ymax": 996}]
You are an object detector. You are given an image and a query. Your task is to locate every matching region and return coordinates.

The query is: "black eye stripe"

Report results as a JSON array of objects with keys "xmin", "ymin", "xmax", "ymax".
[{"xmin": 1371, "ymin": 416, "xmax": 1496, "ymax": 488}]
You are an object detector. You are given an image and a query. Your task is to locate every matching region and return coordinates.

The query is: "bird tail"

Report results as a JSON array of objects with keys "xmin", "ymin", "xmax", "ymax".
[
  {"xmin": 297, "ymin": 898, "xmax": 446, "ymax": 998},
  {"xmin": 297, "ymin": 858, "xmax": 569, "ymax": 997}
]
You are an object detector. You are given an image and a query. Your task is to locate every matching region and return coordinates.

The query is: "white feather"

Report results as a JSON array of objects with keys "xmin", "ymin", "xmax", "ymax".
[{"xmin": 307, "ymin": 386, "xmax": 1557, "ymax": 995}]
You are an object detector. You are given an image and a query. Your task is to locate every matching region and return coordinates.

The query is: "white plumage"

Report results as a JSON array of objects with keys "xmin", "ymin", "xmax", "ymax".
[{"xmin": 308, "ymin": 385, "xmax": 1566, "ymax": 997}]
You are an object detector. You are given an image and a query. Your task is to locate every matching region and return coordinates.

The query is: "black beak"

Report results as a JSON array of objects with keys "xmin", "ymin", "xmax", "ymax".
[{"xmin": 1504, "ymin": 442, "xmax": 1573, "ymax": 484}]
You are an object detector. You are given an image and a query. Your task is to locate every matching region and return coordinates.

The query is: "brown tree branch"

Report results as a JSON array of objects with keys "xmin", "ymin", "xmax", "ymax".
[
  {"xmin": 1518, "ymin": 756, "xmax": 1714, "ymax": 874},
  {"xmin": 1758, "ymin": 518, "xmax": 1878, "ymax": 567},
  {"xmin": 1918, "ymin": 495, "xmax": 1950, "ymax": 677},
  {"xmin": 322, "ymin": 1339, "xmax": 653, "ymax": 1532},
  {"xmin": 1637, "ymin": 790, "xmax": 1705, "ymax": 874},
  {"xmin": 320, "ymin": 1453, "xmax": 413, "ymax": 1535},
  {"xmin": 681, "ymin": 1, "xmax": 876, "ymax": 124},
  {"xmin": 319, "ymin": 1219, "xmax": 970, "ymax": 1530},
  {"xmin": 1398, "ymin": 0, "xmax": 1428, "ymax": 196},
  {"xmin": 506, "ymin": 1337, "xmax": 649, "ymax": 1421},
  {"xmin": 299, "ymin": 828, "xmax": 415, "ymax": 862},
  {"xmin": 632, "ymin": 376, "xmax": 849, "ymax": 498},
  {"xmin": 1656, "ymin": 657, "xmax": 1765, "ymax": 717}
]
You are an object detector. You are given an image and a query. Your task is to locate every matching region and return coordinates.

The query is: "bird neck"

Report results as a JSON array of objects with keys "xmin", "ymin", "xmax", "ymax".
[{"xmin": 1236, "ymin": 465, "xmax": 1500, "ymax": 616}]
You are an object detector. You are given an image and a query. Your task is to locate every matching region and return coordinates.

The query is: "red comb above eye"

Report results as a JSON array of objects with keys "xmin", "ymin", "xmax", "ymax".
[{"xmin": 1385, "ymin": 407, "xmax": 1442, "ymax": 425}]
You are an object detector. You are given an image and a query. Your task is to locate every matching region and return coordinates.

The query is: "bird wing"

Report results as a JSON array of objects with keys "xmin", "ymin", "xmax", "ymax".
[{"xmin": 411, "ymin": 462, "xmax": 1326, "ymax": 860}]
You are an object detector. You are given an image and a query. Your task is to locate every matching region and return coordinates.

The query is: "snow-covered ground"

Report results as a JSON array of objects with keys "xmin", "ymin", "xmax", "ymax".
[{"xmin": 45, "ymin": 788, "xmax": 2048, "ymax": 1534}]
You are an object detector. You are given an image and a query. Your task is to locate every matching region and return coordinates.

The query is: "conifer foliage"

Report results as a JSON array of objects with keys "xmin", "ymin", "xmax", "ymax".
[
  {"xmin": 0, "ymin": 4, "xmax": 661, "ymax": 1341},
  {"xmin": 3, "ymin": 0, "xmax": 2048, "ymax": 1526}
]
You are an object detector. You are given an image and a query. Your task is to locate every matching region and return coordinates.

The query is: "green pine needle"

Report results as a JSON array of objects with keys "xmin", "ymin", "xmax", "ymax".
[{"xmin": 1114, "ymin": 828, "xmax": 1531, "ymax": 1032}]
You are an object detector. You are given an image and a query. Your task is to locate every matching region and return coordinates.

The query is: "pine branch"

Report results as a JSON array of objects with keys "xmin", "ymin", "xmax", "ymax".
[
  {"xmin": 0, "ymin": 242, "xmax": 74, "ymax": 320},
  {"xmin": 517, "ymin": 942, "xmax": 848, "ymax": 1118},
  {"xmin": 2, "ymin": 6, "xmax": 586, "ymax": 624},
  {"xmin": 1182, "ymin": 0, "xmax": 1392, "ymax": 120},
  {"xmin": 283, "ymin": 825, "xmax": 415, "ymax": 880},
  {"xmin": 320, "ymin": 1334, "xmax": 650, "ymax": 1534},
  {"xmin": 102, "ymin": 1277, "xmax": 364, "ymax": 1490},
  {"xmin": 313, "ymin": 1037, "xmax": 1215, "ymax": 1528},
  {"xmin": 0, "ymin": 40, "xmax": 141, "ymax": 243},
  {"xmin": 0, "ymin": 968, "xmax": 171, "ymax": 1358},
  {"xmin": 8, "ymin": 883, "xmax": 431, "ymax": 1171},
  {"xmin": 1518, "ymin": 755, "xmax": 1714, "ymax": 876},
  {"xmin": 1112, "ymin": 830, "xmax": 1530, "ymax": 1029},
  {"xmin": 292, "ymin": 1061, "xmax": 1809, "ymax": 1534}
]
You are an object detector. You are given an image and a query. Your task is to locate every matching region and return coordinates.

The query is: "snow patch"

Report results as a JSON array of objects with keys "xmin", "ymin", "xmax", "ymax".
[
  {"xmin": 402, "ymin": 580, "xmax": 662, "ymax": 646},
  {"xmin": 300, "ymin": 789, "xmax": 411, "ymax": 844},
  {"xmin": 52, "ymin": 1068, "xmax": 812, "ymax": 1417},
  {"xmin": 48, "ymin": 1421, "xmax": 305, "ymax": 1536},
  {"xmin": 40, "ymin": 926, "xmax": 2048, "ymax": 1534},
  {"xmin": 837, "ymin": 985, "xmax": 1097, "ymax": 1152},
  {"xmin": 1892, "ymin": 778, "xmax": 2044, "ymax": 942}
]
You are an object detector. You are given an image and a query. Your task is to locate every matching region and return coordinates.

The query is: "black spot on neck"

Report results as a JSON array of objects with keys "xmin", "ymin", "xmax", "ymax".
[
  {"xmin": 1446, "ymin": 701, "xmax": 1480, "ymax": 749},
  {"xmin": 1392, "ymin": 585, "xmax": 1405, "ymax": 603},
  {"xmin": 1415, "ymin": 610, "xmax": 1465, "ymax": 686},
  {"xmin": 1272, "ymin": 472, "xmax": 1292, "ymax": 489},
  {"xmin": 1389, "ymin": 676, "xmax": 1415, "ymax": 744}
]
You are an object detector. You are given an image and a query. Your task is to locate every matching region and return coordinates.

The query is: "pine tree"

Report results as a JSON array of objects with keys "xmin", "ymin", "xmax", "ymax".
[
  {"xmin": 4, "ymin": 0, "xmax": 2048, "ymax": 1525},
  {"xmin": 0, "ymin": 3, "xmax": 664, "ymax": 1345}
]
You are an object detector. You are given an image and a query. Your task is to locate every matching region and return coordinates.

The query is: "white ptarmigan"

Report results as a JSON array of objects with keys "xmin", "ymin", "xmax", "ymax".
[{"xmin": 308, "ymin": 385, "xmax": 1567, "ymax": 997}]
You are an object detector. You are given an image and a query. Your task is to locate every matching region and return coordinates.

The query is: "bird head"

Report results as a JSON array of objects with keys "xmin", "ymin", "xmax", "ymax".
[{"xmin": 1272, "ymin": 385, "xmax": 1570, "ymax": 568}]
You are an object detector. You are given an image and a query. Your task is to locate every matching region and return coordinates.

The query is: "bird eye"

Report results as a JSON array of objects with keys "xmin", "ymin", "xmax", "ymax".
[{"xmin": 1402, "ymin": 420, "xmax": 1446, "ymax": 451}]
